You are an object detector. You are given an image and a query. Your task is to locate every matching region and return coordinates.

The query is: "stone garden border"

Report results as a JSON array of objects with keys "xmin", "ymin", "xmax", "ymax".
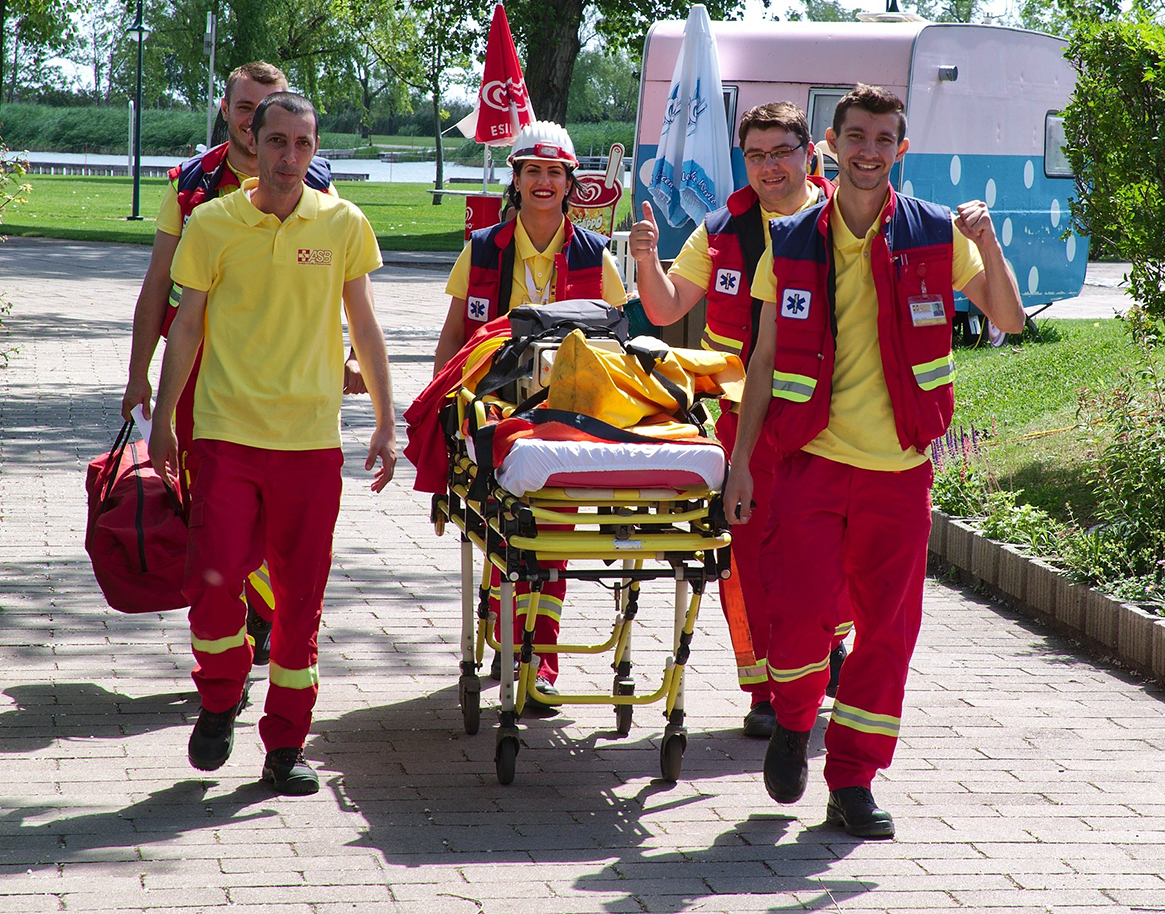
[{"xmin": 928, "ymin": 509, "xmax": 1165, "ymax": 685}]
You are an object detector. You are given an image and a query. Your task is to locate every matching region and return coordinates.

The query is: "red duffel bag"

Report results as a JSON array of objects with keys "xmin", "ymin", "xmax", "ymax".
[{"xmin": 85, "ymin": 420, "xmax": 189, "ymax": 613}]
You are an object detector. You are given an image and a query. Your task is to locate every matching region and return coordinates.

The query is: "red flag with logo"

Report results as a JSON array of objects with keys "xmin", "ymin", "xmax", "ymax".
[{"xmin": 475, "ymin": 3, "xmax": 535, "ymax": 146}]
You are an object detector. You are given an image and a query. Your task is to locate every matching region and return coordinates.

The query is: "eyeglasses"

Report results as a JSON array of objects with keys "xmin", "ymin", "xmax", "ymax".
[{"xmin": 743, "ymin": 143, "xmax": 807, "ymax": 166}]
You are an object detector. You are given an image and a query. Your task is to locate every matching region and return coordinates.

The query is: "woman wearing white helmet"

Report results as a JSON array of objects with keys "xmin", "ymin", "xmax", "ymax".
[
  {"xmin": 435, "ymin": 120, "xmax": 627, "ymax": 710},
  {"xmin": 435, "ymin": 120, "xmax": 627, "ymax": 371}
]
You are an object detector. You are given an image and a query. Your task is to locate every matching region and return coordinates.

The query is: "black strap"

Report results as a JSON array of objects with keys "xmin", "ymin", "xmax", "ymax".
[
  {"xmin": 733, "ymin": 200, "xmax": 767, "ymax": 369},
  {"xmin": 100, "ymin": 421, "xmax": 135, "ymax": 505},
  {"xmin": 624, "ymin": 339, "xmax": 691, "ymax": 417}
]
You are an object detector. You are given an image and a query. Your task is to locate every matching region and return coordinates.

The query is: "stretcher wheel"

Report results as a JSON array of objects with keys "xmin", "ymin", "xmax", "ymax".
[
  {"xmin": 659, "ymin": 731, "xmax": 686, "ymax": 782},
  {"xmin": 460, "ymin": 684, "xmax": 481, "ymax": 735},
  {"xmin": 614, "ymin": 680, "xmax": 634, "ymax": 735},
  {"xmin": 495, "ymin": 736, "xmax": 519, "ymax": 785}
]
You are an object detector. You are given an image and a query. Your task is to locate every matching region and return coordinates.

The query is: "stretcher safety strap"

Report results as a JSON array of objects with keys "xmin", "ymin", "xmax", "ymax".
[
  {"xmin": 192, "ymin": 623, "xmax": 248, "ymax": 655},
  {"xmin": 830, "ymin": 700, "xmax": 900, "ymax": 738},
  {"xmin": 270, "ymin": 661, "xmax": 320, "ymax": 690}
]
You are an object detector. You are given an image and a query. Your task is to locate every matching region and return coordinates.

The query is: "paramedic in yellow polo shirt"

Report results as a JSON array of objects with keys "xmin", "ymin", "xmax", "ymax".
[
  {"xmin": 149, "ymin": 92, "xmax": 397, "ymax": 796},
  {"xmin": 629, "ymin": 102, "xmax": 846, "ymax": 740},
  {"xmin": 724, "ymin": 84, "xmax": 1023, "ymax": 838}
]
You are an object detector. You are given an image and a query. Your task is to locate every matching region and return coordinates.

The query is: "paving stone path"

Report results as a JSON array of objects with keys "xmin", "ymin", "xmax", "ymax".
[{"xmin": 0, "ymin": 236, "xmax": 1161, "ymax": 913}]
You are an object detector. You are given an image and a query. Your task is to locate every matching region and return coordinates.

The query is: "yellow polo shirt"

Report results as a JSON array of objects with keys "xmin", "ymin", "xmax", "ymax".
[
  {"xmin": 753, "ymin": 192, "xmax": 983, "ymax": 471},
  {"xmin": 446, "ymin": 214, "xmax": 627, "ymax": 308},
  {"xmin": 669, "ymin": 182, "xmax": 824, "ymax": 290},
  {"xmin": 171, "ymin": 179, "xmax": 383, "ymax": 450}
]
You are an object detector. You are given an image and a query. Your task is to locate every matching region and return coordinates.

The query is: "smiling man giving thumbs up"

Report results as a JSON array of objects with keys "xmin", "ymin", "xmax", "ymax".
[{"xmin": 629, "ymin": 101, "xmax": 846, "ymax": 740}]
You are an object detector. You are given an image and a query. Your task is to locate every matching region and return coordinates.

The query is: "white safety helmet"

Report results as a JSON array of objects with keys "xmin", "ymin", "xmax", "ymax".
[{"xmin": 508, "ymin": 120, "xmax": 578, "ymax": 168}]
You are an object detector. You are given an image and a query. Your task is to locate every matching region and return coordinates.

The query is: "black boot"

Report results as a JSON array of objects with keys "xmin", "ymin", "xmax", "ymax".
[
  {"xmin": 763, "ymin": 724, "xmax": 811, "ymax": 803},
  {"xmin": 826, "ymin": 641, "xmax": 847, "ymax": 698},
  {"xmin": 826, "ymin": 786, "xmax": 895, "ymax": 838}
]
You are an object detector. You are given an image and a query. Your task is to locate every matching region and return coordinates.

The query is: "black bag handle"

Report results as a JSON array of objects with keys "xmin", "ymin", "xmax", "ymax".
[{"xmin": 100, "ymin": 419, "xmax": 183, "ymax": 516}]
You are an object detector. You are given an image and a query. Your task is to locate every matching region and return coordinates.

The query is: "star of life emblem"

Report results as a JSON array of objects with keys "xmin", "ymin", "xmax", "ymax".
[
  {"xmin": 715, "ymin": 269, "xmax": 743, "ymax": 295},
  {"xmin": 781, "ymin": 288, "xmax": 812, "ymax": 320},
  {"xmin": 467, "ymin": 297, "xmax": 489, "ymax": 321}
]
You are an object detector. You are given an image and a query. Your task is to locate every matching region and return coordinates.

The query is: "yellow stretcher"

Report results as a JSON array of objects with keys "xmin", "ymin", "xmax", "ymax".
[{"xmin": 431, "ymin": 390, "xmax": 732, "ymax": 785}]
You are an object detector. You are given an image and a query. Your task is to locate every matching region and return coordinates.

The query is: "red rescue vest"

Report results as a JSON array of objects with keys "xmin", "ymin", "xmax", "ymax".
[
  {"xmin": 767, "ymin": 187, "xmax": 958, "ymax": 457},
  {"xmin": 463, "ymin": 217, "xmax": 607, "ymax": 336},
  {"xmin": 702, "ymin": 177, "xmax": 833, "ymax": 366}
]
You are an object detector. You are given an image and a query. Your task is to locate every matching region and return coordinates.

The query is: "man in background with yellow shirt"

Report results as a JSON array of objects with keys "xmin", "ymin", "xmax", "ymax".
[
  {"xmin": 724, "ymin": 85, "xmax": 1024, "ymax": 837},
  {"xmin": 629, "ymin": 103, "xmax": 847, "ymax": 739},
  {"xmin": 149, "ymin": 93, "xmax": 396, "ymax": 795}
]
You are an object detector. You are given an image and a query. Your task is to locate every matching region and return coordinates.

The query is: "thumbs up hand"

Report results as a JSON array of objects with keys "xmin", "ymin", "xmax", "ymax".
[{"xmin": 629, "ymin": 201, "xmax": 661, "ymax": 265}]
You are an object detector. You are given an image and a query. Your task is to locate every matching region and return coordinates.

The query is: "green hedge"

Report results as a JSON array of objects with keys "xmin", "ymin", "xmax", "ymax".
[{"xmin": 0, "ymin": 103, "xmax": 203, "ymax": 155}]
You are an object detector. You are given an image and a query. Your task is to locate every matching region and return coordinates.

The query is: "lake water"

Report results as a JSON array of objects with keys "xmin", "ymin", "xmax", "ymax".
[{"xmin": 14, "ymin": 150, "xmax": 510, "ymax": 185}]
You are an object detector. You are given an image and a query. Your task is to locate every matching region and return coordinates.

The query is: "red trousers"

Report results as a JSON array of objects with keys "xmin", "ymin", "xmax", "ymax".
[
  {"xmin": 760, "ymin": 451, "xmax": 933, "ymax": 790},
  {"xmin": 184, "ymin": 440, "xmax": 343, "ymax": 751},
  {"xmin": 175, "ymin": 347, "xmax": 273, "ymax": 623},
  {"xmin": 719, "ymin": 411, "xmax": 851, "ymax": 704},
  {"xmin": 490, "ymin": 568, "xmax": 565, "ymax": 683}
]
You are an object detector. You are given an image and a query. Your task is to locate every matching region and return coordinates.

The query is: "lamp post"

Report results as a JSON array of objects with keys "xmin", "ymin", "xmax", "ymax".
[
  {"xmin": 125, "ymin": 0, "xmax": 150, "ymax": 220},
  {"xmin": 204, "ymin": 10, "xmax": 217, "ymax": 149}
]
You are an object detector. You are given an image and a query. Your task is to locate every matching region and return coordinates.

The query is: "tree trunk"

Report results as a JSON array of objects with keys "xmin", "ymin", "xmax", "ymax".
[{"xmin": 521, "ymin": 0, "xmax": 585, "ymax": 126}]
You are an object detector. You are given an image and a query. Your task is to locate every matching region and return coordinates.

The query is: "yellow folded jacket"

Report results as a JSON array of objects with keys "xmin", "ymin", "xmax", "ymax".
[{"xmin": 547, "ymin": 330, "xmax": 745, "ymax": 428}]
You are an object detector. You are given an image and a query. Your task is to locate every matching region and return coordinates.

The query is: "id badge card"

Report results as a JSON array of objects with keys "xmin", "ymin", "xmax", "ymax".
[{"xmin": 909, "ymin": 296, "xmax": 947, "ymax": 328}]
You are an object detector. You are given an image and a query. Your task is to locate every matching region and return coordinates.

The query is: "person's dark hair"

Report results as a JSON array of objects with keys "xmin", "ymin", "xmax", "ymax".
[
  {"xmin": 224, "ymin": 61, "xmax": 287, "ymax": 105},
  {"xmin": 251, "ymin": 92, "xmax": 319, "ymax": 140},
  {"xmin": 738, "ymin": 102, "xmax": 811, "ymax": 149},
  {"xmin": 832, "ymin": 84, "xmax": 907, "ymax": 143},
  {"xmin": 504, "ymin": 159, "xmax": 580, "ymax": 215}
]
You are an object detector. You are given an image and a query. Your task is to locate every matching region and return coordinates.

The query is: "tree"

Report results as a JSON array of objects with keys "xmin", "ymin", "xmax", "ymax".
[
  {"xmin": 1064, "ymin": 10, "xmax": 1165, "ymax": 328},
  {"xmin": 505, "ymin": 0, "xmax": 751, "ymax": 126},
  {"xmin": 0, "ymin": 0, "xmax": 76, "ymax": 105},
  {"xmin": 785, "ymin": 0, "xmax": 863, "ymax": 21},
  {"xmin": 74, "ymin": 0, "xmax": 126, "ymax": 104},
  {"xmin": 340, "ymin": 0, "xmax": 486, "ymax": 195},
  {"xmin": 565, "ymin": 46, "xmax": 636, "ymax": 122}
]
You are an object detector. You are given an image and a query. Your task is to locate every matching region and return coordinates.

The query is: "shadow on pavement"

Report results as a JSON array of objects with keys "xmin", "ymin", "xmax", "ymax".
[{"xmin": 310, "ymin": 688, "xmax": 862, "ymax": 911}]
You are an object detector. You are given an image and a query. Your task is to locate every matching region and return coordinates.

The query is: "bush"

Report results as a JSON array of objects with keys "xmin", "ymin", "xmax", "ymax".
[
  {"xmin": 1065, "ymin": 17, "xmax": 1165, "ymax": 332},
  {"xmin": 0, "ymin": 102, "xmax": 202, "ymax": 155}
]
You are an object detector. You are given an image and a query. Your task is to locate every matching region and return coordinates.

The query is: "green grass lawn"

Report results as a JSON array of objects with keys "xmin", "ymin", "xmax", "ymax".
[
  {"xmin": 4, "ymin": 174, "xmax": 478, "ymax": 250},
  {"xmin": 4, "ymin": 174, "xmax": 634, "ymax": 251},
  {"xmin": 950, "ymin": 318, "xmax": 1133, "ymax": 526}
]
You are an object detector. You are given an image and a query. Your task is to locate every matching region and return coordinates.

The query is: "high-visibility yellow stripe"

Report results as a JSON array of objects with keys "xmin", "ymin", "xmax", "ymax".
[
  {"xmin": 912, "ymin": 354, "xmax": 955, "ymax": 390},
  {"xmin": 834, "ymin": 620, "xmax": 854, "ymax": 638},
  {"xmin": 830, "ymin": 700, "xmax": 900, "ymax": 738},
  {"xmin": 192, "ymin": 623, "xmax": 248, "ymax": 655},
  {"xmin": 767, "ymin": 654, "xmax": 829, "ymax": 683},
  {"xmin": 515, "ymin": 594, "xmax": 564, "ymax": 623},
  {"xmin": 270, "ymin": 661, "xmax": 320, "ymax": 690},
  {"xmin": 247, "ymin": 562, "xmax": 274, "ymax": 610},
  {"xmin": 700, "ymin": 327, "xmax": 744, "ymax": 356},
  {"xmin": 771, "ymin": 370, "xmax": 816, "ymax": 403},
  {"xmin": 738, "ymin": 662, "xmax": 768, "ymax": 686}
]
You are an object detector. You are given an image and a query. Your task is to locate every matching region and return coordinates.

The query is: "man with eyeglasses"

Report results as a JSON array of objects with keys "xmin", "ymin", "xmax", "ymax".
[{"xmin": 629, "ymin": 102, "xmax": 848, "ymax": 740}]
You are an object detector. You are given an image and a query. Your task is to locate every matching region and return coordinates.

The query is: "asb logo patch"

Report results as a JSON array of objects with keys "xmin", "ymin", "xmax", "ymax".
[
  {"xmin": 297, "ymin": 249, "xmax": 333, "ymax": 265},
  {"xmin": 781, "ymin": 288, "xmax": 811, "ymax": 320},
  {"xmin": 715, "ymin": 269, "xmax": 743, "ymax": 295},
  {"xmin": 467, "ymin": 297, "xmax": 489, "ymax": 321}
]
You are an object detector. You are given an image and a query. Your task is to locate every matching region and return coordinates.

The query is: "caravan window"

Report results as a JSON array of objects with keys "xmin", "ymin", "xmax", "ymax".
[
  {"xmin": 808, "ymin": 89, "xmax": 849, "ymax": 143},
  {"xmin": 723, "ymin": 84, "xmax": 739, "ymax": 145},
  {"xmin": 1045, "ymin": 113, "xmax": 1073, "ymax": 178}
]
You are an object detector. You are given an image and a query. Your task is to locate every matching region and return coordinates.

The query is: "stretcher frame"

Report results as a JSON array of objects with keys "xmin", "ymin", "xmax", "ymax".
[{"xmin": 431, "ymin": 390, "xmax": 732, "ymax": 784}]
